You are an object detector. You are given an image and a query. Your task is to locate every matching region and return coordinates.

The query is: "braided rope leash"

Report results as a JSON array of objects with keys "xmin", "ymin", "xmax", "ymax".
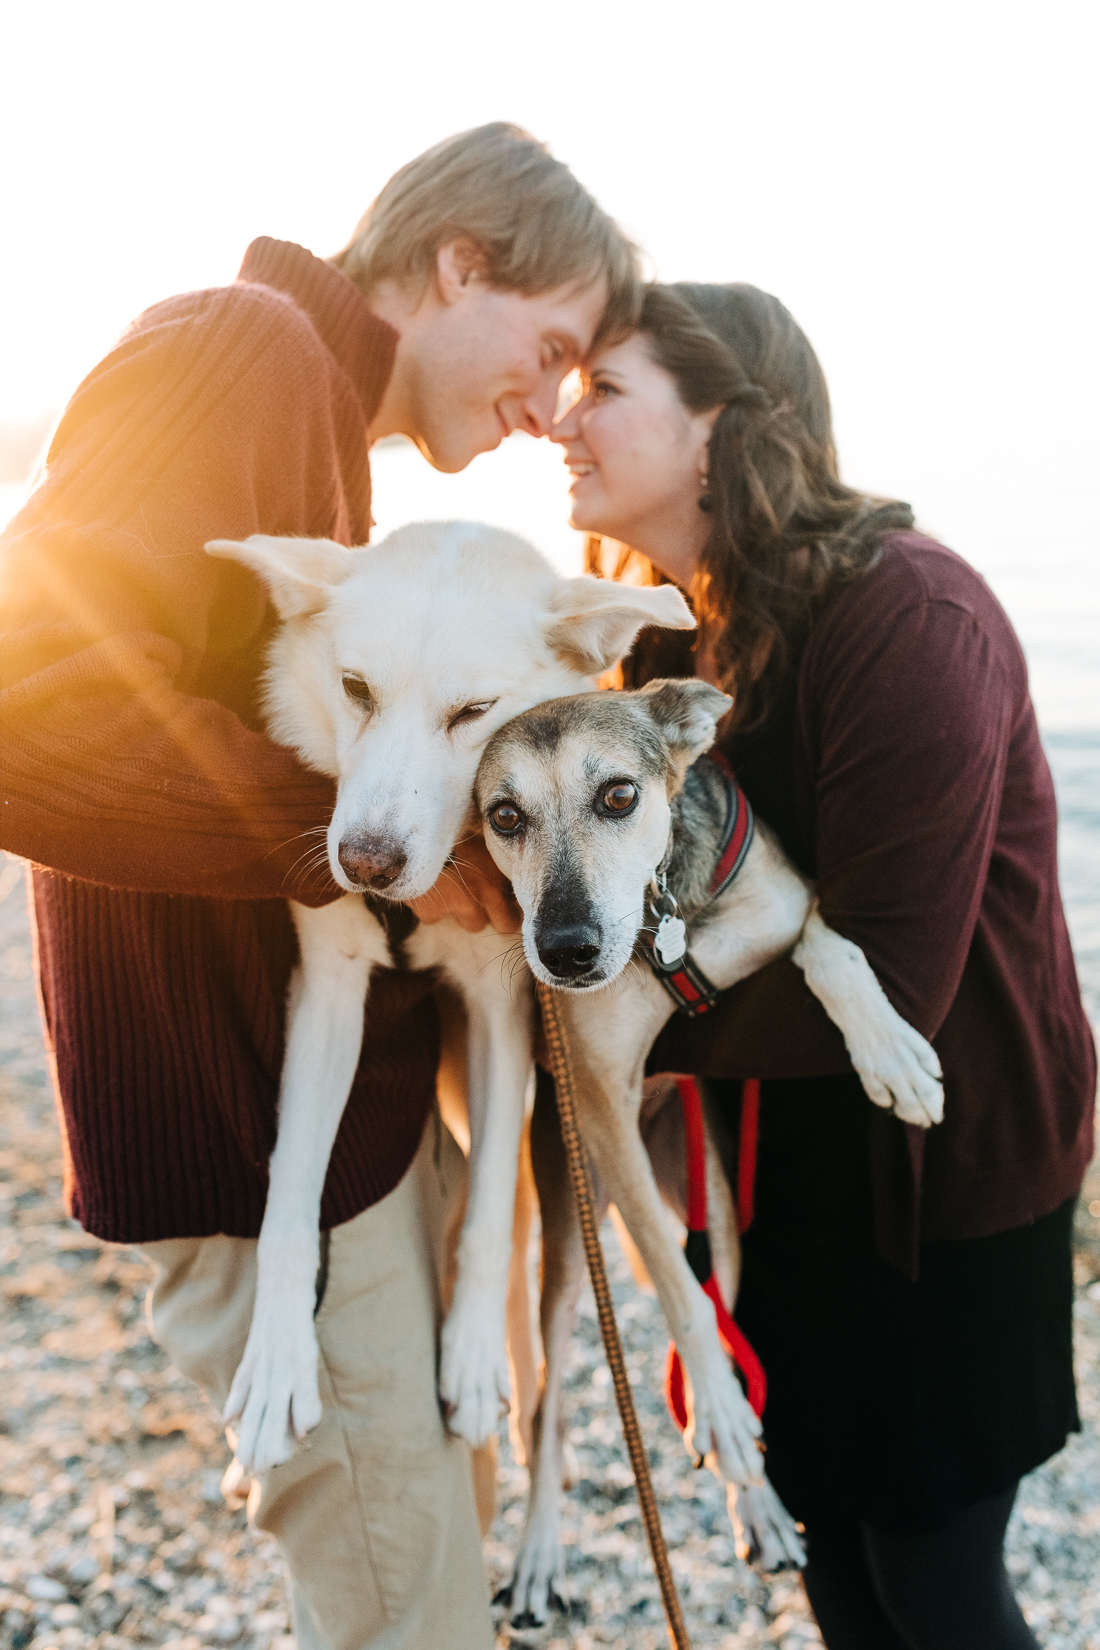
[{"xmin": 536, "ymin": 981, "xmax": 691, "ymax": 1650}]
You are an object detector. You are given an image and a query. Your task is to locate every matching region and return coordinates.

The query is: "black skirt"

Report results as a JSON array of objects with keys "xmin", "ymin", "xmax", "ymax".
[{"xmin": 707, "ymin": 1075, "xmax": 1080, "ymax": 1536}]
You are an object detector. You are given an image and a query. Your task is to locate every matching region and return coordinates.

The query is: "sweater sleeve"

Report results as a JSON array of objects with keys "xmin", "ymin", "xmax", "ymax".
[
  {"xmin": 0, "ymin": 288, "xmax": 357, "ymax": 903},
  {"xmin": 652, "ymin": 588, "xmax": 1017, "ymax": 1077}
]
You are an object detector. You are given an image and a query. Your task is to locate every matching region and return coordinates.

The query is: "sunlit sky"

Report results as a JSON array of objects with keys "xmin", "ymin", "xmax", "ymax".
[{"xmin": 1, "ymin": 1, "xmax": 1097, "ymax": 598}]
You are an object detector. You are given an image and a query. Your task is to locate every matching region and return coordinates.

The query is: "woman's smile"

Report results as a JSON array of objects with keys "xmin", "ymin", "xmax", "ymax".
[{"xmin": 564, "ymin": 453, "xmax": 598, "ymax": 486}]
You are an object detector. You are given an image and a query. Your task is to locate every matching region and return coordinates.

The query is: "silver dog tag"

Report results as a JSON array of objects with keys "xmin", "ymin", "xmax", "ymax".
[{"xmin": 655, "ymin": 914, "xmax": 687, "ymax": 966}]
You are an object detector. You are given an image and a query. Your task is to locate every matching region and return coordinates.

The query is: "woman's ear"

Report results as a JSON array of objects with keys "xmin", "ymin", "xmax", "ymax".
[
  {"xmin": 546, "ymin": 576, "xmax": 696, "ymax": 676},
  {"xmin": 693, "ymin": 403, "xmax": 725, "ymax": 479}
]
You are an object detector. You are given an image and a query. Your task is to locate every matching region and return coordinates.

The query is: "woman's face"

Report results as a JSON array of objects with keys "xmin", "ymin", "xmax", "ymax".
[{"xmin": 551, "ymin": 332, "xmax": 720, "ymax": 583}]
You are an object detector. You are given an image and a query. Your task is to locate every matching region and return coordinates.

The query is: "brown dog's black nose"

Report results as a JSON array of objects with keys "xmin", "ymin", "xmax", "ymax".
[
  {"xmin": 338, "ymin": 834, "xmax": 407, "ymax": 891},
  {"xmin": 536, "ymin": 924, "xmax": 602, "ymax": 980}
]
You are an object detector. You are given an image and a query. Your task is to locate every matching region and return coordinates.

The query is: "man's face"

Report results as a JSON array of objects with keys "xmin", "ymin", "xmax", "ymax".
[{"xmin": 404, "ymin": 270, "xmax": 609, "ymax": 473}]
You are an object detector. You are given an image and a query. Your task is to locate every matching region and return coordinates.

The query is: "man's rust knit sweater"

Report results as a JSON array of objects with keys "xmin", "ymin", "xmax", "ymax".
[{"xmin": 0, "ymin": 239, "xmax": 440, "ymax": 1242}]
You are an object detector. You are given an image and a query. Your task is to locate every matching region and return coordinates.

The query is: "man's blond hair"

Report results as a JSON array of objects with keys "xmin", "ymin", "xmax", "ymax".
[{"xmin": 333, "ymin": 122, "xmax": 640, "ymax": 347}]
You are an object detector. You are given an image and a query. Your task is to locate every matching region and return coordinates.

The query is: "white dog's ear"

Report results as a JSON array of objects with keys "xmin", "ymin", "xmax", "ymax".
[
  {"xmin": 205, "ymin": 534, "xmax": 355, "ymax": 619},
  {"xmin": 639, "ymin": 678, "xmax": 734, "ymax": 782},
  {"xmin": 545, "ymin": 577, "xmax": 695, "ymax": 675}
]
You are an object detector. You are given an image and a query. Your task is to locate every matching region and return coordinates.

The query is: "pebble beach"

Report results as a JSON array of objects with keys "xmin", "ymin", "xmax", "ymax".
[
  {"xmin": 1, "ymin": 833, "xmax": 1098, "ymax": 1650},
  {"xmin": 1, "ymin": 469, "xmax": 1099, "ymax": 1650}
]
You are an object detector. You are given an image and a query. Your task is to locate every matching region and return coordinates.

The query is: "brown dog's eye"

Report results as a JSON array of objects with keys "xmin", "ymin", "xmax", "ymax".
[
  {"xmin": 490, "ymin": 801, "xmax": 524, "ymax": 836},
  {"xmin": 601, "ymin": 781, "xmax": 638, "ymax": 814}
]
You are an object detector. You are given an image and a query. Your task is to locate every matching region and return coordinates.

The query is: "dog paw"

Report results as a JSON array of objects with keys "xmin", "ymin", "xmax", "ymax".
[
  {"xmin": 503, "ymin": 1512, "xmax": 569, "ymax": 1627},
  {"xmin": 439, "ymin": 1288, "xmax": 510, "ymax": 1448},
  {"xmin": 728, "ymin": 1478, "xmax": 805, "ymax": 1572},
  {"xmin": 223, "ymin": 1296, "xmax": 322, "ymax": 1475},
  {"xmin": 684, "ymin": 1344, "xmax": 763, "ymax": 1488},
  {"xmin": 849, "ymin": 1012, "xmax": 944, "ymax": 1128}
]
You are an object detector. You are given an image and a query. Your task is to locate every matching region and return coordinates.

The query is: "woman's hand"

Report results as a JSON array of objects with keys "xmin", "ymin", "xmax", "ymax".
[{"xmin": 409, "ymin": 833, "xmax": 522, "ymax": 935}]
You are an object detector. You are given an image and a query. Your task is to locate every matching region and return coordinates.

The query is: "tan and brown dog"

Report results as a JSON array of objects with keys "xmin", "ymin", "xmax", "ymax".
[{"xmin": 476, "ymin": 678, "xmax": 943, "ymax": 1619}]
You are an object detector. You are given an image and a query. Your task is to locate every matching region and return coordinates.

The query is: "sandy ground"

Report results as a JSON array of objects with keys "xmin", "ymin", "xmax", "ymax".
[{"xmin": 1, "ymin": 855, "xmax": 1099, "ymax": 1650}]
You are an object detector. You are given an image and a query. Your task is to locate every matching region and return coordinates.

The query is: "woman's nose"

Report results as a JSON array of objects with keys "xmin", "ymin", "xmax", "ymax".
[{"xmin": 551, "ymin": 396, "xmax": 582, "ymax": 443}]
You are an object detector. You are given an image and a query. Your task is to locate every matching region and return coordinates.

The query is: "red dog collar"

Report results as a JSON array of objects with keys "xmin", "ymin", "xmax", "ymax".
[{"xmin": 644, "ymin": 753, "xmax": 755, "ymax": 1017}]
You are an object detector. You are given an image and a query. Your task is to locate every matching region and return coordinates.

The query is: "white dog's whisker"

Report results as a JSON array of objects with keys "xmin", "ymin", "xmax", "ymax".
[{"xmin": 265, "ymin": 824, "xmax": 330, "ymax": 867}]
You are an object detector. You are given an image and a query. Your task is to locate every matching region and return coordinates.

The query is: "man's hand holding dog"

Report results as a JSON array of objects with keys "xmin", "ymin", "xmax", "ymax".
[{"xmin": 411, "ymin": 834, "xmax": 520, "ymax": 934}]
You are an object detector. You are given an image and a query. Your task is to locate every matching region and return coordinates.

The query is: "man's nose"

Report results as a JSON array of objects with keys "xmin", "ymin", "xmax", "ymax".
[{"xmin": 519, "ymin": 374, "xmax": 565, "ymax": 439}]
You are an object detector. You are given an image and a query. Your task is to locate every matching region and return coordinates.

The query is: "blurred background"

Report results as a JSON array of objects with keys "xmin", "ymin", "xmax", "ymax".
[
  {"xmin": 1, "ymin": 0, "xmax": 1096, "ymax": 1003},
  {"xmin": 0, "ymin": 5, "xmax": 1097, "ymax": 1645}
]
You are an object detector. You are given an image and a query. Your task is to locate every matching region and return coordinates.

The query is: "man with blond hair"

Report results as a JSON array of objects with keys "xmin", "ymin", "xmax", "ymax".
[{"xmin": 0, "ymin": 123, "xmax": 639, "ymax": 1648}]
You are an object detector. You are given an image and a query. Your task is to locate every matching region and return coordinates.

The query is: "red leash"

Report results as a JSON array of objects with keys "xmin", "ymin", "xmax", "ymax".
[{"xmin": 664, "ymin": 1077, "xmax": 767, "ymax": 1429}]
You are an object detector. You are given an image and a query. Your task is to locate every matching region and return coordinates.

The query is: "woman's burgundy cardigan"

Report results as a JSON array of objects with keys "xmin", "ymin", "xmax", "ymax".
[
  {"xmin": 0, "ymin": 239, "xmax": 441, "ymax": 1243},
  {"xmin": 653, "ymin": 532, "xmax": 1096, "ymax": 1276}
]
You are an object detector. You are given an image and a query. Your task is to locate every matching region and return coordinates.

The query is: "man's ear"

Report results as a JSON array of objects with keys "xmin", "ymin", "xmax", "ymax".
[
  {"xmin": 638, "ymin": 678, "xmax": 734, "ymax": 783},
  {"xmin": 546, "ymin": 578, "xmax": 695, "ymax": 676},
  {"xmin": 435, "ymin": 238, "xmax": 491, "ymax": 304},
  {"xmin": 205, "ymin": 535, "xmax": 355, "ymax": 619}
]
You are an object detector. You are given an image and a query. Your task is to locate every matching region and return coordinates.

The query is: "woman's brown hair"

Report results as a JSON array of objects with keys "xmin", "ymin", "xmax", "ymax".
[{"xmin": 587, "ymin": 284, "xmax": 913, "ymax": 728}]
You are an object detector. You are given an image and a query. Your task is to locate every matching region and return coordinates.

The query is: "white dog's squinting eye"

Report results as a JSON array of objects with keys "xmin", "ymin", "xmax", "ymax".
[
  {"xmin": 448, "ymin": 699, "xmax": 498, "ymax": 731},
  {"xmin": 342, "ymin": 674, "xmax": 374, "ymax": 711},
  {"xmin": 489, "ymin": 801, "xmax": 524, "ymax": 836},
  {"xmin": 599, "ymin": 780, "xmax": 638, "ymax": 815}
]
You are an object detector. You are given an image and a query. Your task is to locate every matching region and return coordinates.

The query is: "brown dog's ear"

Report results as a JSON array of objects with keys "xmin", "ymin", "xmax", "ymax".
[
  {"xmin": 205, "ymin": 534, "xmax": 355, "ymax": 619},
  {"xmin": 545, "ymin": 577, "xmax": 695, "ymax": 676},
  {"xmin": 639, "ymin": 678, "xmax": 734, "ymax": 786}
]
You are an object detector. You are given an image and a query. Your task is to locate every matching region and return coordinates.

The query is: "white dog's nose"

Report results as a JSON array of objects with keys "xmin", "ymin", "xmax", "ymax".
[{"xmin": 338, "ymin": 833, "xmax": 407, "ymax": 891}]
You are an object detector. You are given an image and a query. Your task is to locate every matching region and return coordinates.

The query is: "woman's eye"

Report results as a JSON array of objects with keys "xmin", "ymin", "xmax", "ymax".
[
  {"xmin": 591, "ymin": 378, "xmax": 618, "ymax": 401},
  {"xmin": 601, "ymin": 781, "xmax": 638, "ymax": 814},
  {"xmin": 489, "ymin": 802, "xmax": 524, "ymax": 836},
  {"xmin": 342, "ymin": 675, "xmax": 374, "ymax": 709},
  {"xmin": 448, "ymin": 699, "xmax": 497, "ymax": 731}
]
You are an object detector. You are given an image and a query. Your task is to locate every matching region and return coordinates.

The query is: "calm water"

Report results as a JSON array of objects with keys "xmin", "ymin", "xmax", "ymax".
[{"xmin": 2, "ymin": 455, "xmax": 1098, "ymax": 1022}]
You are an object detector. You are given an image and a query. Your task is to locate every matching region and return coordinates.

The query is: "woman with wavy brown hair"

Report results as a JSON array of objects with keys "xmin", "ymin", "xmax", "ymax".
[{"xmin": 550, "ymin": 284, "xmax": 1095, "ymax": 1648}]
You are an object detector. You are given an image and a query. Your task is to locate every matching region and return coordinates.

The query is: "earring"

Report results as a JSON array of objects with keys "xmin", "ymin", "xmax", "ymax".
[{"xmin": 698, "ymin": 491, "xmax": 713, "ymax": 513}]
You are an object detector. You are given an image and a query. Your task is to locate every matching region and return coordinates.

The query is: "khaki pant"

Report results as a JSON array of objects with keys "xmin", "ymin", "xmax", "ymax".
[{"xmin": 143, "ymin": 1113, "xmax": 495, "ymax": 1650}]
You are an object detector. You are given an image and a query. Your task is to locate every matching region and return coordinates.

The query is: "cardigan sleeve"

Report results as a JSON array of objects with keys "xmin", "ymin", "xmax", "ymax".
[
  {"xmin": 0, "ymin": 289, "xmax": 351, "ymax": 904},
  {"xmin": 651, "ymin": 590, "xmax": 1018, "ymax": 1078}
]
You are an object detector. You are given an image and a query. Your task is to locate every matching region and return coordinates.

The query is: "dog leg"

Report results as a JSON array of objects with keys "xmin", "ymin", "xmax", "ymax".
[
  {"xmin": 507, "ymin": 1069, "xmax": 596, "ymax": 1626},
  {"xmin": 698, "ymin": 1122, "xmax": 806, "ymax": 1569},
  {"xmin": 558, "ymin": 985, "xmax": 764, "ymax": 1490},
  {"xmin": 410, "ymin": 924, "xmax": 536, "ymax": 1448},
  {"xmin": 434, "ymin": 983, "xmax": 541, "ymax": 1463},
  {"xmin": 702, "ymin": 1109, "xmax": 741, "ymax": 1310},
  {"xmin": 641, "ymin": 1076, "xmax": 740, "ymax": 1311},
  {"xmin": 697, "ymin": 833, "xmax": 942, "ymax": 1126},
  {"xmin": 792, "ymin": 903, "xmax": 944, "ymax": 1126},
  {"xmin": 643, "ymin": 1082, "xmax": 804, "ymax": 1567},
  {"xmin": 506, "ymin": 1123, "xmax": 540, "ymax": 1466},
  {"xmin": 224, "ymin": 896, "xmax": 389, "ymax": 1474},
  {"xmin": 729, "ymin": 1480, "xmax": 806, "ymax": 1572}
]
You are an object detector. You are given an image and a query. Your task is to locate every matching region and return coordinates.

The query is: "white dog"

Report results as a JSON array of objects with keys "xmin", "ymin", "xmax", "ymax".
[{"xmin": 202, "ymin": 522, "xmax": 694, "ymax": 1475}]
